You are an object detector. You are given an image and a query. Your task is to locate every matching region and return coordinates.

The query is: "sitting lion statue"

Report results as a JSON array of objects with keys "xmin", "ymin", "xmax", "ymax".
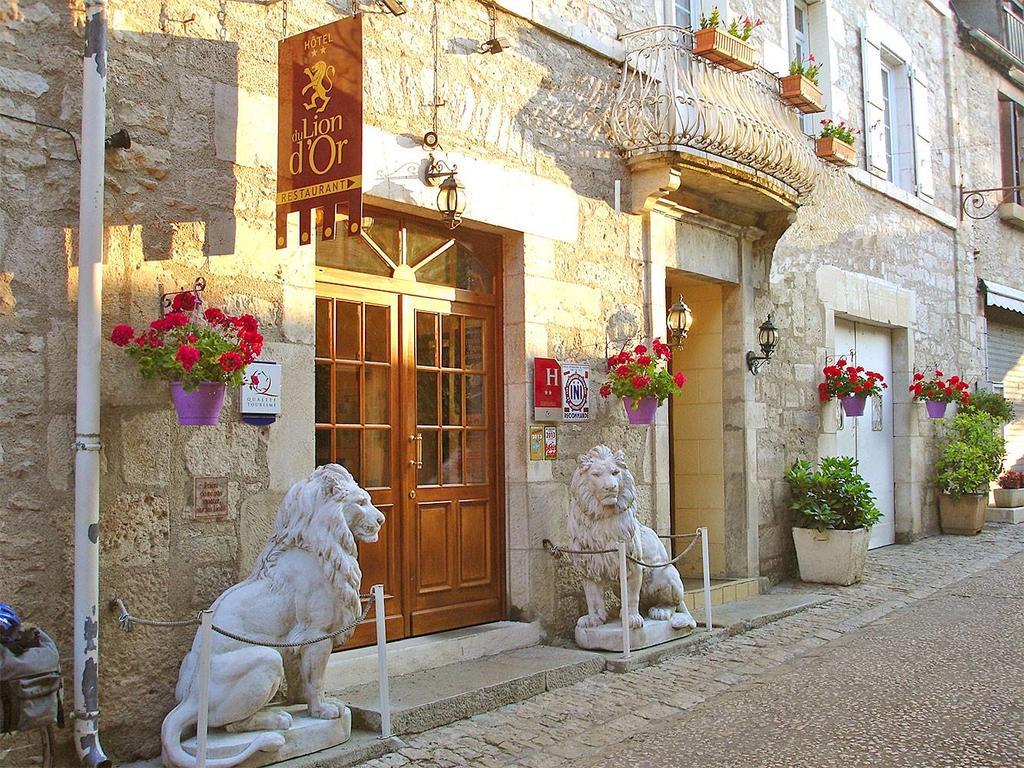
[
  {"xmin": 161, "ymin": 464, "xmax": 385, "ymax": 768},
  {"xmin": 568, "ymin": 445, "xmax": 697, "ymax": 632}
]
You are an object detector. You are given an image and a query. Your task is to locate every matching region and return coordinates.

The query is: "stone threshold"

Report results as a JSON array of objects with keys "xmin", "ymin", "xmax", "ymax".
[{"xmin": 987, "ymin": 507, "xmax": 1024, "ymax": 524}]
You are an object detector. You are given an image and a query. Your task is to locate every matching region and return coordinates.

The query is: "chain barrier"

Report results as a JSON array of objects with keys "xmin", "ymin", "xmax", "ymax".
[{"xmin": 543, "ymin": 528, "xmax": 703, "ymax": 569}]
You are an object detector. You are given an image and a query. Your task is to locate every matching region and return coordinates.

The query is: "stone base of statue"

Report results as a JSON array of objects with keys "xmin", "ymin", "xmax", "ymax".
[
  {"xmin": 182, "ymin": 704, "xmax": 351, "ymax": 768},
  {"xmin": 575, "ymin": 618, "xmax": 695, "ymax": 653}
]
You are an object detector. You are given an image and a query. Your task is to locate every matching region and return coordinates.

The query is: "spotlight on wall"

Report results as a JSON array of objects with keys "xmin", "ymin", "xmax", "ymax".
[
  {"xmin": 746, "ymin": 314, "xmax": 779, "ymax": 375},
  {"xmin": 376, "ymin": 0, "xmax": 407, "ymax": 16},
  {"xmin": 477, "ymin": 36, "xmax": 512, "ymax": 54},
  {"xmin": 104, "ymin": 128, "xmax": 131, "ymax": 150},
  {"xmin": 424, "ymin": 154, "xmax": 467, "ymax": 229},
  {"xmin": 666, "ymin": 295, "xmax": 694, "ymax": 348}
]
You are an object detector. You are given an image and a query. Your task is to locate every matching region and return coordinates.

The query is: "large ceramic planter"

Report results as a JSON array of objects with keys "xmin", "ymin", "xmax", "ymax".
[
  {"xmin": 779, "ymin": 74, "xmax": 825, "ymax": 113},
  {"xmin": 924, "ymin": 400, "xmax": 948, "ymax": 419},
  {"xmin": 622, "ymin": 397, "xmax": 659, "ymax": 425},
  {"xmin": 840, "ymin": 395, "xmax": 867, "ymax": 417},
  {"xmin": 792, "ymin": 526, "xmax": 870, "ymax": 586},
  {"xmin": 938, "ymin": 493, "xmax": 987, "ymax": 535},
  {"xmin": 993, "ymin": 487, "xmax": 1024, "ymax": 508},
  {"xmin": 692, "ymin": 28, "xmax": 756, "ymax": 72},
  {"xmin": 815, "ymin": 136, "xmax": 856, "ymax": 166},
  {"xmin": 170, "ymin": 382, "xmax": 226, "ymax": 426}
]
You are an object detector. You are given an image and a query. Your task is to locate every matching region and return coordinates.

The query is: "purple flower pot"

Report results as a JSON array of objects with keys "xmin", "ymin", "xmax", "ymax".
[
  {"xmin": 840, "ymin": 395, "xmax": 867, "ymax": 417},
  {"xmin": 623, "ymin": 397, "xmax": 659, "ymax": 425},
  {"xmin": 924, "ymin": 400, "xmax": 948, "ymax": 419},
  {"xmin": 170, "ymin": 381, "xmax": 226, "ymax": 426}
]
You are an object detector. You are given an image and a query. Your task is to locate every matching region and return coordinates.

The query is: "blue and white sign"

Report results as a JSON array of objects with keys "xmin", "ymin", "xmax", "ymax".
[
  {"xmin": 240, "ymin": 361, "xmax": 282, "ymax": 426},
  {"xmin": 561, "ymin": 364, "xmax": 590, "ymax": 422}
]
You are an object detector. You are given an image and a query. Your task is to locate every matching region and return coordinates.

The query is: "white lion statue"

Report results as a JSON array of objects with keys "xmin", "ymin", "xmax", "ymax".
[
  {"xmin": 161, "ymin": 464, "xmax": 385, "ymax": 768},
  {"xmin": 568, "ymin": 445, "xmax": 697, "ymax": 632}
]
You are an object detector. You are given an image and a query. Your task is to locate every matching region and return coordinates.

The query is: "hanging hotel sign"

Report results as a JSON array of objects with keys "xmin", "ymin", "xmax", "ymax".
[
  {"xmin": 533, "ymin": 358, "xmax": 563, "ymax": 422},
  {"xmin": 276, "ymin": 15, "xmax": 363, "ymax": 249}
]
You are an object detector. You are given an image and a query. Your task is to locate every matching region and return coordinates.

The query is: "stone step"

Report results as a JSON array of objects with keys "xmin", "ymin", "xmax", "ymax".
[
  {"xmin": 333, "ymin": 645, "xmax": 605, "ymax": 735},
  {"xmin": 692, "ymin": 590, "xmax": 832, "ymax": 632},
  {"xmin": 324, "ymin": 620, "xmax": 541, "ymax": 691},
  {"xmin": 681, "ymin": 577, "xmax": 762, "ymax": 611},
  {"xmin": 987, "ymin": 506, "xmax": 1024, "ymax": 524}
]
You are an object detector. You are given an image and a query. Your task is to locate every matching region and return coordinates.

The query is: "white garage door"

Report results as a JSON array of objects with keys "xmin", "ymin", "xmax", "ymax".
[
  {"xmin": 987, "ymin": 321, "xmax": 1024, "ymax": 472},
  {"xmin": 835, "ymin": 319, "xmax": 896, "ymax": 549}
]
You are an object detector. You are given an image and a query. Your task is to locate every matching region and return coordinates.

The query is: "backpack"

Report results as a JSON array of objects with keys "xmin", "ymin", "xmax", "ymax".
[{"xmin": 0, "ymin": 626, "xmax": 64, "ymax": 733}]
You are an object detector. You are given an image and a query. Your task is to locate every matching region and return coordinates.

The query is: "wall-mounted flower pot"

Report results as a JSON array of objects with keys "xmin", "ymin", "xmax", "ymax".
[
  {"xmin": 939, "ymin": 493, "xmax": 987, "ymax": 535},
  {"xmin": 170, "ymin": 382, "xmax": 226, "ymax": 426},
  {"xmin": 692, "ymin": 28, "xmax": 757, "ymax": 72},
  {"xmin": 779, "ymin": 74, "xmax": 825, "ymax": 113},
  {"xmin": 815, "ymin": 136, "xmax": 856, "ymax": 166},
  {"xmin": 792, "ymin": 526, "xmax": 870, "ymax": 586},
  {"xmin": 623, "ymin": 397, "xmax": 659, "ymax": 425},
  {"xmin": 924, "ymin": 400, "xmax": 948, "ymax": 419},
  {"xmin": 840, "ymin": 395, "xmax": 867, "ymax": 417},
  {"xmin": 993, "ymin": 487, "xmax": 1024, "ymax": 508}
]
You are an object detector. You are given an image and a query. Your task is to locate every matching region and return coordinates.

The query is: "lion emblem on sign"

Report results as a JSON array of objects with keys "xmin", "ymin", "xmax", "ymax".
[
  {"xmin": 302, "ymin": 60, "xmax": 335, "ymax": 114},
  {"xmin": 567, "ymin": 445, "xmax": 697, "ymax": 631}
]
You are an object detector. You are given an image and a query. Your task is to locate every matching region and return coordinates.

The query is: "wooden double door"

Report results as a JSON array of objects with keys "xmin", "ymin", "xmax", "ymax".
[{"xmin": 315, "ymin": 284, "xmax": 504, "ymax": 645}]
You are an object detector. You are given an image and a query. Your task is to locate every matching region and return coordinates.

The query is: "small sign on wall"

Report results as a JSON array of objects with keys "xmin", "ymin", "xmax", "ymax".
[
  {"xmin": 529, "ymin": 425, "xmax": 558, "ymax": 461},
  {"xmin": 240, "ymin": 361, "xmax": 282, "ymax": 426},
  {"xmin": 193, "ymin": 477, "xmax": 229, "ymax": 522},
  {"xmin": 533, "ymin": 357, "xmax": 563, "ymax": 422},
  {"xmin": 561, "ymin": 364, "xmax": 590, "ymax": 422}
]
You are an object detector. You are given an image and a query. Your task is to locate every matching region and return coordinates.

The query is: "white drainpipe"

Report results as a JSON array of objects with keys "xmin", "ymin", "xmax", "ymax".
[{"xmin": 74, "ymin": 0, "xmax": 110, "ymax": 765}]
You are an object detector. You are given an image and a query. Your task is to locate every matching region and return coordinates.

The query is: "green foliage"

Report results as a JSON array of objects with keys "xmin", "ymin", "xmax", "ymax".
[
  {"xmin": 788, "ymin": 56, "xmax": 821, "ymax": 86},
  {"xmin": 960, "ymin": 389, "xmax": 1015, "ymax": 424},
  {"xmin": 935, "ymin": 411, "xmax": 1005, "ymax": 496},
  {"xmin": 819, "ymin": 118, "xmax": 857, "ymax": 145},
  {"xmin": 784, "ymin": 456, "xmax": 882, "ymax": 531},
  {"xmin": 698, "ymin": 7, "xmax": 721, "ymax": 30}
]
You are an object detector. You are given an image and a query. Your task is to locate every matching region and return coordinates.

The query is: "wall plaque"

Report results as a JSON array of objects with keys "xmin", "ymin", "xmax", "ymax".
[
  {"xmin": 240, "ymin": 361, "xmax": 282, "ymax": 426},
  {"xmin": 276, "ymin": 15, "xmax": 363, "ymax": 249},
  {"xmin": 533, "ymin": 357, "xmax": 562, "ymax": 422},
  {"xmin": 561, "ymin": 364, "xmax": 590, "ymax": 422},
  {"xmin": 193, "ymin": 477, "xmax": 229, "ymax": 522}
]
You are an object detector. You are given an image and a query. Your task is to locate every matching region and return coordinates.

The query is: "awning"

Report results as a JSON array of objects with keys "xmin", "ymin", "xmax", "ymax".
[{"xmin": 979, "ymin": 279, "xmax": 1024, "ymax": 316}]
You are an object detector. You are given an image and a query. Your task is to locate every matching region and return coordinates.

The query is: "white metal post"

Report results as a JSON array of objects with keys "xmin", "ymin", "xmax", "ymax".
[
  {"xmin": 195, "ymin": 610, "xmax": 214, "ymax": 768},
  {"xmin": 372, "ymin": 585, "xmax": 392, "ymax": 739},
  {"xmin": 617, "ymin": 541, "xmax": 631, "ymax": 660},
  {"xmin": 700, "ymin": 527, "xmax": 712, "ymax": 631}
]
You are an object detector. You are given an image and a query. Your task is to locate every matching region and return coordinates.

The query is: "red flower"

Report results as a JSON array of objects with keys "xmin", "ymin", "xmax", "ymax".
[
  {"xmin": 913, "ymin": 372, "xmax": 925, "ymax": 381},
  {"xmin": 820, "ymin": 391, "xmax": 829, "ymax": 403},
  {"xmin": 616, "ymin": 365, "xmax": 631, "ymax": 379},
  {"xmin": 949, "ymin": 375, "xmax": 960, "ymax": 384},
  {"xmin": 150, "ymin": 317, "xmax": 171, "ymax": 332},
  {"xmin": 235, "ymin": 314, "xmax": 259, "ymax": 334},
  {"xmin": 634, "ymin": 344, "xmax": 648, "ymax": 356},
  {"xmin": 818, "ymin": 382, "xmax": 828, "ymax": 393},
  {"xmin": 204, "ymin": 307, "xmax": 226, "ymax": 325},
  {"xmin": 637, "ymin": 355, "xmax": 652, "ymax": 367},
  {"xmin": 175, "ymin": 345, "xmax": 201, "ymax": 371},
  {"xmin": 599, "ymin": 382, "xmax": 612, "ymax": 398},
  {"xmin": 171, "ymin": 292, "xmax": 196, "ymax": 312},
  {"xmin": 165, "ymin": 311, "xmax": 189, "ymax": 328},
  {"xmin": 607, "ymin": 355, "xmax": 619, "ymax": 369},
  {"xmin": 674, "ymin": 372, "xmax": 688, "ymax": 388},
  {"xmin": 631, "ymin": 374, "xmax": 650, "ymax": 390},
  {"xmin": 836, "ymin": 359, "xmax": 847, "ymax": 368},
  {"xmin": 935, "ymin": 369, "xmax": 944, "ymax": 377},
  {"xmin": 823, "ymin": 366, "xmax": 839, "ymax": 378},
  {"xmin": 219, "ymin": 351, "xmax": 244, "ymax": 373},
  {"xmin": 110, "ymin": 325, "xmax": 134, "ymax": 346},
  {"xmin": 963, "ymin": 393, "xmax": 971, "ymax": 405},
  {"xmin": 240, "ymin": 330, "xmax": 264, "ymax": 356}
]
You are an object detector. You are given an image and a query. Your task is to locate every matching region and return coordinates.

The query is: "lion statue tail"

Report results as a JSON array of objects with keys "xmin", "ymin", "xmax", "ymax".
[{"xmin": 161, "ymin": 700, "xmax": 283, "ymax": 768}]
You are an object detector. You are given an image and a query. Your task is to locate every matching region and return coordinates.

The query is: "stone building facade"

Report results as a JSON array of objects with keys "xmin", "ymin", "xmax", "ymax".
[{"xmin": 0, "ymin": 0, "xmax": 1017, "ymax": 762}]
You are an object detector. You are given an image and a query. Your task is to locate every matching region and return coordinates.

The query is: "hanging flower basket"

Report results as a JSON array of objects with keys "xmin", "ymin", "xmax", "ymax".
[
  {"xmin": 819, "ymin": 358, "xmax": 887, "ymax": 418},
  {"xmin": 924, "ymin": 400, "xmax": 948, "ymax": 419},
  {"xmin": 623, "ymin": 397, "xmax": 659, "ymax": 425},
  {"xmin": 779, "ymin": 74, "xmax": 825, "ymax": 114},
  {"xmin": 692, "ymin": 28, "xmax": 757, "ymax": 72},
  {"xmin": 815, "ymin": 136, "xmax": 856, "ymax": 166},
  {"xmin": 841, "ymin": 395, "xmax": 867, "ymax": 417},
  {"xmin": 170, "ymin": 382, "xmax": 227, "ymax": 425},
  {"xmin": 909, "ymin": 369, "xmax": 970, "ymax": 419},
  {"xmin": 600, "ymin": 338, "xmax": 687, "ymax": 426}
]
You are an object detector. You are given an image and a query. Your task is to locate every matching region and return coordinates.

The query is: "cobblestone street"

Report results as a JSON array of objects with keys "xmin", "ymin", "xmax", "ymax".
[{"xmin": 356, "ymin": 524, "xmax": 1024, "ymax": 768}]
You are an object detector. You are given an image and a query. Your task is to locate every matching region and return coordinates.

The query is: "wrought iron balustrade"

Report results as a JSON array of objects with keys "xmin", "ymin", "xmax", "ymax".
[{"xmin": 1005, "ymin": 9, "xmax": 1024, "ymax": 62}]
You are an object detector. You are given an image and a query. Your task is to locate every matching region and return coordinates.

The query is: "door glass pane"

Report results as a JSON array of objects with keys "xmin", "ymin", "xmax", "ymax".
[
  {"xmin": 364, "ymin": 366, "xmax": 390, "ymax": 424},
  {"xmin": 315, "ymin": 363, "xmax": 331, "ymax": 423},
  {"xmin": 418, "ymin": 430, "xmax": 439, "ymax": 486},
  {"xmin": 363, "ymin": 429, "xmax": 390, "ymax": 488},
  {"xmin": 335, "ymin": 301, "xmax": 361, "ymax": 360},
  {"xmin": 334, "ymin": 365, "xmax": 360, "ymax": 424},
  {"xmin": 417, "ymin": 371, "xmax": 438, "ymax": 425},
  {"xmin": 442, "ymin": 373, "xmax": 462, "ymax": 426},
  {"xmin": 365, "ymin": 304, "xmax": 390, "ymax": 362},
  {"xmin": 315, "ymin": 298, "xmax": 332, "ymax": 357},
  {"xmin": 315, "ymin": 428, "xmax": 331, "ymax": 467},
  {"xmin": 334, "ymin": 429, "xmax": 361, "ymax": 483},
  {"xmin": 465, "ymin": 430, "xmax": 486, "ymax": 484},
  {"xmin": 416, "ymin": 312, "xmax": 437, "ymax": 366},
  {"xmin": 442, "ymin": 430, "xmax": 462, "ymax": 485},
  {"xmin": 441, "ymin": 315, "xmax": 462, "ymax": 369},
  {"xmin": 465, "ymin": 318, "xmax": 484, "ymax": 370},
  {"xmin": 465, "ymin": 374, "xmax": 485, "ymax": 427}
]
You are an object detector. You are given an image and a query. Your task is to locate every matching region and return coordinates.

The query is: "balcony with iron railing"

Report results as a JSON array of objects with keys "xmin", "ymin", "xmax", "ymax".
[
  {"xmin": 609, "ymin": 26, "xmax": 861, "ymax": 237},
  {"xmin": 1005, "ymin": 7, "xmax": 1024, "ymax": 60}
]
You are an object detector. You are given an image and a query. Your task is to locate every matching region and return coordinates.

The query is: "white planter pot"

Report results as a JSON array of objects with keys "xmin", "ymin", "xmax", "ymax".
[
  {"xmin": 792, "ymin": 526, "xmax": 870, "ymax": 586},
  {"xmin": 993, "ymin": 488, "xmax": 1024, "ymax": 508}
]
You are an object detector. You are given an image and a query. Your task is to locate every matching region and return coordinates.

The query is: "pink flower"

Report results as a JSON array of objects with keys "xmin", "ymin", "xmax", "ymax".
[
  {"xmin": 175, "ymin": 345, "xmax": 201, "ymax": 371},
  {"xmin": 110, "ymin": 325, "xmax": 134, "ymax": 346}
]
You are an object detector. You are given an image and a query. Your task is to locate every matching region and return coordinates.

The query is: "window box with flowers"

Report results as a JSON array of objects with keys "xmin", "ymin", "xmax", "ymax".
[
  {"xmin": 780, "ymin": 55, "xmax": 824, "ymax": 114},
  {"xmin": 815, "ymin": 120, "xmax": 857, "ymax": 166},
  {"xmin": 693, "ymin": 8, "xmax": 762, "ymax": 73},
  {"xmin": 908, "ymin": 369, "xmax": 971, "ymax": 419},
  {"xmin": 109, "ymin": 294, "xmax": 264, "ymax": 425},
  {"xmin": 993, "ymin": 471, "xmax": 1024, "ymax": 510},
  {"xmin": 818, "ymin": 359, "xmax": 887, "ymax": 417},
  {"xmin": 599, "ymin": 339, "xmax": 687, "ymax": 425}
]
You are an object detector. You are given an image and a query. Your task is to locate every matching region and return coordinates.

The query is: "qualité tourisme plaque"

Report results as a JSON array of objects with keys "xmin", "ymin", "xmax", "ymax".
[{"xmin": 276, "ymin": 15, "xmax": 363, "ymax": 249}]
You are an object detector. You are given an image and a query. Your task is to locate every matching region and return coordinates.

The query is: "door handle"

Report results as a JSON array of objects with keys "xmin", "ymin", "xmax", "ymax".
[{"xmin": 415, "ymin": 433, "xmax": 423, "ymax": 470}]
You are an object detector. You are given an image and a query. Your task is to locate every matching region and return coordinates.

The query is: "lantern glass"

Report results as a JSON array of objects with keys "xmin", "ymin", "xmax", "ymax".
[
  {"xmin": 666, "ymin": 296, "xmax": 693, "ymax": 346},
  {"xmin": 437, "ymin": 175, "xmax": 467, "ymax": 223},
  {"xmin": 758, "ymin": 314, "xmax": 779, "ymax": 357}
]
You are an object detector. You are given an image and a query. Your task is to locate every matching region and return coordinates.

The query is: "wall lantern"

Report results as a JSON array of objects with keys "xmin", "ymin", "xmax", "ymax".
[
  {"xmin": 666, "ymin": 295, "xmax": 693, "ymax": 348},
  {"xmin": 746, "ymin": 314, "xmax": 779, "ymax": 374},
  {"xmin": 425, "ymin": 154, "xmax": 466, "ymax": 229}
]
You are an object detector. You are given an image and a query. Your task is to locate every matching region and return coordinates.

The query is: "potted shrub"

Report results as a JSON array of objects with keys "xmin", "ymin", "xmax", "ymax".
[
  {"xmin": 818, "ymin": 358, "xmax": 887, "ymax": 417},
  {"xmin": 109, "ymin": 294, "xmax": 263, "ymax": 425},
  {"xmin": 935, "ymin": 411, "xmax": 1005, "ymax": 535},
  {"xmin": 909, "ymin": 369, "xmax": 971, "ymax": 419},
  {"xmin": 693, "ymin": 7, "xmax": 763, "ymax": 73},
  {"xmin": 785, "ymin": 457, "xmax": 882, "ymax": 586},
  {"xmin": 780, "ymin": 54, "xmax": 824, "ymax": 114},
  {"xmin": 994, "ymin": 470, "xmax": 1024, "ymax": 508},
  {"xmin": 815, "ymin": 119, "xmax": 857, "ymax": 166},
  {"xmin": 599, "ymin": 338, "xmax": 687, "ymax": 425}
]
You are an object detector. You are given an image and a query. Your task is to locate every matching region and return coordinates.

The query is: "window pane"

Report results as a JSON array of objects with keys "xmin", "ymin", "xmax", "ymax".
[
  {"xmin": 334, "ymin": 364, "xmax": 360, "ymax": 424},
  {"xmin": 363, "ymin": 430, "xmax": 390, "ymax": 488},
  {"xmin": 416, "ymin": 312, "xmax": 437, "ymax": 366},
  {"xmin": 315, "ymin": 298, "xmax": 331, "ymax": 357},
  {"xmin": 364, "ymin": 366, "xmax": 390, "ymax": 424},
  {"xmin": 417, "ymin": 371, "xmax": 438, "ymax": 425},
  {"xmin": 406, "ymin": 220, "xmax": 454, "ymax": 267},
  {"xmin": 465, "ymin": 430, "xmax": 486, "ymax": 484},
  {"xmin": 442, "ymin": 373, "xmax": 463, "ymax": 426},
  {"xmin": 315, "ymin": 428, "xmax": 331, "ymax": 467},
  {"xmin": 465, "ymin": 374, "xmax": 485, "ymax": 427},
  {"xmin": 442, "ymin": 430, "xmax": 462, "ymax": 485},
  {"xmin": 674, "ymin": 0, "xmax": 691, "ymax": 27},
  {"xmin": 334, "ymin": 430, "xmax": 361, "ymax": 484},
  {"xmin": 417, "ymin": 239, "xmax": 495, "ymax": 293},
  {"xmin": 315, "ymin": 363, "xmax": 331, "ymax": 423},
  {"xmin": 334, "ymin": 301, "xmax": 360, "ymax": 360},
  {"xmin": 360, "ymin": 214, "xmax": 401, "ymax": 261},
  {"xmin": 441, "ymin": 315, "xmax": 462, "ymax": 369},
  {"xmin": 465, "ymin": 318, "xmax": 485, "ymax": 370},
  {"xmin": 365, "ymin": 304, "xmax": 390, "ymax": 362},
  {"xmin": 316, "ymin": 230, "xmax": 392, "ymax": 276},
  {"xmin": 418, "ymin": 430, "xmax": 439, "ymax": 486}
]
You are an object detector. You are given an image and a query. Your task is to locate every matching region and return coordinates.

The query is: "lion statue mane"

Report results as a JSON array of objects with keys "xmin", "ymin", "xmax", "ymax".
[
  {"xmin": 568, "ymin": 445, "xmax": 697, "ymax": 632},
  {"xmin": 161, "ymin": 463, "xmax": 385, "ymax": 768}
]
